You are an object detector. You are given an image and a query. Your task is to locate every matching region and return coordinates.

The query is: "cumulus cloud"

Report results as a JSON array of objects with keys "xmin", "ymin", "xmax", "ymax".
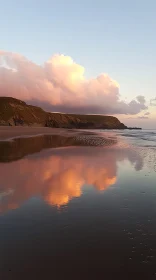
[
  {"xmin": 0, "ymin": 50, "xmax": 147, "ymax": 114},
  {"xmin": 136, "ymin": 95, "xmax": 146, "ymax": 104},
  {"xmin": 144, "ymin": 112, "xmax": 150, "ymax": 116}
]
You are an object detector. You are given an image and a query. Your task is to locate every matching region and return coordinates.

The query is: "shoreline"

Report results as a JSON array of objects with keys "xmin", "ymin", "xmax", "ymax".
[
  {"xmin": 0, "ymin": 126, "xmax": 99, "ymax": 140},
  {"xmin": 0, "ymin": 126, "xmax": 73, "ymax": 141},
  {"xmin": 0, "ymin": 127, "xmax": 117, "ymax": 162}
]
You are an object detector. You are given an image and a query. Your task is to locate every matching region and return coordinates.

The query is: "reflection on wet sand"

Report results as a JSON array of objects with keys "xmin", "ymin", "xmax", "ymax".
[
  {"xmin": 0, "ymin": 133, "xmax": 116, "ymax": 162},
  {"xmin": 0, "ymin": 135, "xmax": 78, "ymax": 162},
  {"xmin": 0, "ymin": 146, "xmax": 143, "ymax": 213}
]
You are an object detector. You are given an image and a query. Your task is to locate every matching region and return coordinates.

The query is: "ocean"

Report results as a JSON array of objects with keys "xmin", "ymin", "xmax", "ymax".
[{"xmin": 0, "ymin": 129, "xmax": 156, "ymax": 279}]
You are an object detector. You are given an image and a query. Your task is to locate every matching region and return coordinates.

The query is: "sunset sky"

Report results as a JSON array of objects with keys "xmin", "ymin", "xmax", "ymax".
[{"xmin": 0, "ymin": 0, "xmax": 156, "ymax": 128}]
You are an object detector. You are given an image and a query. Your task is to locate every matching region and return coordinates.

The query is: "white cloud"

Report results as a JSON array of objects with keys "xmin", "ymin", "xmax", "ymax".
[{"xmin": 0, "ymin": 50, "xmax": 147, "ymax": 114}]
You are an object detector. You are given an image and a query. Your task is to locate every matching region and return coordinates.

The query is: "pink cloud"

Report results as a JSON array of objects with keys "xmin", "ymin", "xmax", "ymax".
[{"xmin": 0, "ymin": 50, "xmax": 147, "ymax": 114}]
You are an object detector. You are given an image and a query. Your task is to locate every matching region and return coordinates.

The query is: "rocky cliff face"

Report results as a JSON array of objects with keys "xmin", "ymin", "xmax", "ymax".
[{"xmin": 0, "ymin": 97, "xmax": 127, "ymax": 129}]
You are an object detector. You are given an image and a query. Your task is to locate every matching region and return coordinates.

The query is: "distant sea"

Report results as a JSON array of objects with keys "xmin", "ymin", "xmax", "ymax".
[
  {"xmin": 0, "ymin": 129, "xmax": 156, "ymax": 279},
  {"xmin": 116, "ymin": 129, "xmax": 156, "ymax": 147}
]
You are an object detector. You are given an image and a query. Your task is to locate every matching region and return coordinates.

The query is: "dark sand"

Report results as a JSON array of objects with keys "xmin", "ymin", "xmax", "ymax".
[
  {"xmin": 0, "ymin": 126, "xmax": 116, "ymax": 146},
  {"xmin": 0, "ymin": 126, "xmax": 71, "ymax": 140}
]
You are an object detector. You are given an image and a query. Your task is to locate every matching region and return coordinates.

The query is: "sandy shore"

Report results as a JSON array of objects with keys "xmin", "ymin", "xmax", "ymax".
[
  {"xmin": 0, "ymin": 126, "xmax": 116, "ymax": 147},
  {"xmin": 0, "ymin": 126, "xmax": 78, "ymax": 140}
]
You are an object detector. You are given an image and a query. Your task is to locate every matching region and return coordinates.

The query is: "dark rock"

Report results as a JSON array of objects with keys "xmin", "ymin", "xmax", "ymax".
[{"xmin": 0, "ymin": 96, "xmax": 135, "ymax": 129}]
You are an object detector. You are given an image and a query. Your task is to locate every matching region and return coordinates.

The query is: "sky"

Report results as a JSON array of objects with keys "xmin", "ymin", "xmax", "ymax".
[{"xmin": 0, "ymin": 0, "xmax": 156, "ymax": 128}]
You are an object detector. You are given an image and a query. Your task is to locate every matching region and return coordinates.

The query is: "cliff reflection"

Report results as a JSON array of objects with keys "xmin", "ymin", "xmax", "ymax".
[{"xmin": 0, "ymin": 146, "xmax": 143, "ymax": 213}]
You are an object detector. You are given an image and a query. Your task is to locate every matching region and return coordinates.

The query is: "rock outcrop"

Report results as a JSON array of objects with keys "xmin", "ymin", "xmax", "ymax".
[{"xmin": 0, "ymin": 97, "xmax": 128, "ymax": 129}]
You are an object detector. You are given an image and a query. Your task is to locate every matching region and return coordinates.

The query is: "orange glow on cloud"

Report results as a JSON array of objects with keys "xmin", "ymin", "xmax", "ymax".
[{"xmin": 0, "ymin": 50, "xmax": 147, "ymax": 115}]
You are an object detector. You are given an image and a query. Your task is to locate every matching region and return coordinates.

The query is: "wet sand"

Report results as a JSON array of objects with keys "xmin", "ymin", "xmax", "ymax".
[
  {"xmin": 0, "ymin": 126, "xmax": 116, "ymax": 147},
  {"xmin": 1, "ymin": 129, "xmax": 156, "ymax": 280},
  {"xmin": 0, "ymin": 126, "xmax": 71, "ymax": 140}
]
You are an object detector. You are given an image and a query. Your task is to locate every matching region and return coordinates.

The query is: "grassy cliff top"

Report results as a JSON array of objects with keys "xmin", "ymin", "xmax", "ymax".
[{"xmin": 0, "ymin": 96, "xmax": 127, "ymax": 129}]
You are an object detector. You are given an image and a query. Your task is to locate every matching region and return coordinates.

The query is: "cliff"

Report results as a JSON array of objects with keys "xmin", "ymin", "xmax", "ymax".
[{"xmin": 0, "ymin": 97, "xmax": 127, "ymax": 129}]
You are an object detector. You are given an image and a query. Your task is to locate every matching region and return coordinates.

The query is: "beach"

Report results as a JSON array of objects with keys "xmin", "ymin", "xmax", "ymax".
[
  {"xmin": 0, "ymin": 129, "xmax": 156, "ymax": 279},
  {"xmin": 0, "ymin": 126, "xmax": 74, "ymax": 140},
  {"xmin": 0, "ymin": 126, "xmax": 116, "ymax": 147}
]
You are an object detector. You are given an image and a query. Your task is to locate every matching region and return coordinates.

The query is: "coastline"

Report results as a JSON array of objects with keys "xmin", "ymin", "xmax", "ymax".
[
  {"xmin": 0, "ymin": 127, "xmax": 117, "ymax": 162},
  {"xmin": 0, "ymin": 126, "xmax": 71, "ymax": 141},
  {"xmin": 0, "ymin": 126, "xmax": 116, "ymax": 146}
]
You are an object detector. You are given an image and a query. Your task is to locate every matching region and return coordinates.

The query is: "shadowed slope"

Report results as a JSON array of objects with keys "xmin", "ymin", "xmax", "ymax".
[{"xmin": 0, "ymin": 97, "xmax": 127, "ymax": 129}]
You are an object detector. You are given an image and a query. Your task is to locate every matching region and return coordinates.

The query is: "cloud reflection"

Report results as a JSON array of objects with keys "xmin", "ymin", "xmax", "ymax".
[{"xmin": 0, "ymin": 146, "xmax": 143, "ymax": 213}]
